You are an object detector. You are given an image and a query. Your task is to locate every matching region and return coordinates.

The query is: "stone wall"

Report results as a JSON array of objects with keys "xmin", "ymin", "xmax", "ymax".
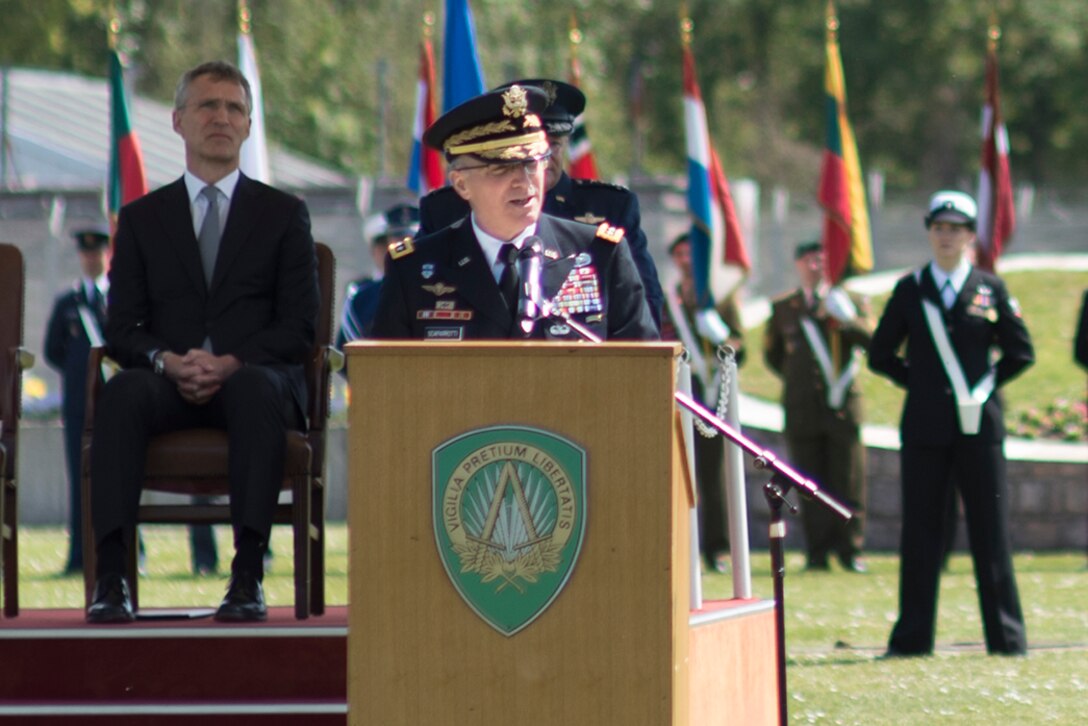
[{"xmin": 16, "ymin": 421, "xmax": 1086, "ymax": 553}]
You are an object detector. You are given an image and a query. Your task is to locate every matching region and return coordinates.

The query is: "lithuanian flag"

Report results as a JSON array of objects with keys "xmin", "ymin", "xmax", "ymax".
[
  {"xmin": 817, "ymin": 2, "xmax": 872, "ymax": 285},
  {"xmin": 107, "ymin": 48, "xmax": 148, "ymax": 229}
]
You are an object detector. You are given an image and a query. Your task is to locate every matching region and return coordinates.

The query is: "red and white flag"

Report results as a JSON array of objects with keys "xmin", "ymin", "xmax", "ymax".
[{"xmin": 975, "ymin": 35, "xmax": 1015, "ymax": 272}]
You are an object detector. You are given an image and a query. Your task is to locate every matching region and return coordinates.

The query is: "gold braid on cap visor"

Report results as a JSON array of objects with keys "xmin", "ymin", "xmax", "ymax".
[{"xmin": 446, "ymin": 131, "xmax": 548, "ymax": 159}]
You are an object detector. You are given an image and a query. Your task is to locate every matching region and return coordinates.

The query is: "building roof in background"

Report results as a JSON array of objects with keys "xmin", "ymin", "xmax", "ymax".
[{"xmin": 1, "ymin": 67, "xmax": 351, "ymax": 191}]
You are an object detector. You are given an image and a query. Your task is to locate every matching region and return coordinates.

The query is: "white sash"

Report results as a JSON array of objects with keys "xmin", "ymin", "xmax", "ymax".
[
  {"xmin": 799, "ymin": 317, "xmax": 860, "ymax": 410},
  {"xmin": 921, "ymin": 299, "xmax": 996, "ymax": 435},
  {"xmin": 76, "ymin": 304, "xmax": 104, "ymax": 348},
  {"xmin": 665, "ymin": 289, "xmax": 714, "ymax": 393}
]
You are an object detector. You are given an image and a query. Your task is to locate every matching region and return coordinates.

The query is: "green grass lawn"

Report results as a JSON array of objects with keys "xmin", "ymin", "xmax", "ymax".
[
  {"xmin": 16, "ymin": 524, "xmax": 1087, "ymax": 724},
  {"xmin": 741, "ymin": 269, "xmax": 1088, "ymax": 433}
]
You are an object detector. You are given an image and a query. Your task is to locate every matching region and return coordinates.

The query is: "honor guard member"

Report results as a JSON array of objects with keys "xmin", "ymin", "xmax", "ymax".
[
  {"xmin": 336, "ymin": 203, "xmax": 419, "ymax": 347},
  {"xmin": 660, "ymin": 233, "xmax": 745, "ymax": 573},
  {"xmin": 763, "ymin": 241, "xmax": 873, "ymax": 573},
  {"xmin": 416, "ymin": 78, "xmax": 664, "ymax": 330},
  {"xmin": 371, "ymin": 84, "xmax": 657, "ymax": 342},
  {"xmin": 44, "ymin": 228, "xmax": 111, "ymax": 574},
  {"xmin": 870, "ymin": 190, "xmax": 1034, "ymax": 657}
]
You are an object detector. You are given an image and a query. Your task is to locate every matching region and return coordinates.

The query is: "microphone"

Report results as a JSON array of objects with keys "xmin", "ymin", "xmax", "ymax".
[{"xmin": 516, "ymin": 236, "xmax": 544, "ymax": 335}]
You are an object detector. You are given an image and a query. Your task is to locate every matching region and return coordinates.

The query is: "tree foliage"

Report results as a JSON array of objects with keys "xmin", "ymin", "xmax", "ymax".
[{"xmin": 1, "ymin": 0, "xmax": 1085, "ymax": 190}]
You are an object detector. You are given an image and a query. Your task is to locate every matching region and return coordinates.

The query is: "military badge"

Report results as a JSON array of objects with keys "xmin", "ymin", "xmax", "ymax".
[
  {"xmin": 421, "ymin": 263, "xmax": 435, "ymax": 280},
  {"xmin": 422, "ymin": 282, "xmax": 457, "ymax": 296},
  {"xmin": 388, "ymin": 238, "xmax": 414, "ymax": 259},
  {"xmin": 594, "ymin": 222, "xmax": 625, "ymax": 244},
  {"xmin": 433, "ymin": 426, "xmax": 587, "ymax": 636},
  {"xmin": 573, "ymin": 253, "xmax": 592, "ymax": 268},
  {"xmin": 553, "ymin": 265, "xmax": 603, "ymax": 316},
  {"xmin": 502, "ymin": 85, "xmax": 529, "ymax": 119},
  {"xmin": 574, "ymin": 213, "xmax": 607, "ymax": 225}
]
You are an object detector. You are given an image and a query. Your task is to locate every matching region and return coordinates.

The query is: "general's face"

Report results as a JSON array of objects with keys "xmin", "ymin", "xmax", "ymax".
[
  {"xmin": 172, "ymin": 74, "xmax": 251, "ymax": 167},
  {"xmin": 927, "ymin": 221, "xmax": 975, "ymax": 271},
  {"xmin": 449, "ymin": 157, "xmax": 546, "ymax": 241}
]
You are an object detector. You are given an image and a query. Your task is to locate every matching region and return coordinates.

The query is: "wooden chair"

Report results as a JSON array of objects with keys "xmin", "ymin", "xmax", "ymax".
[
  {"xmin": 81, "ymin": 242, "xmax": 340, "ymax": 620},
  {"xmin": 1, "ymin": 243, "xmax": 35, "ymax": 618}
]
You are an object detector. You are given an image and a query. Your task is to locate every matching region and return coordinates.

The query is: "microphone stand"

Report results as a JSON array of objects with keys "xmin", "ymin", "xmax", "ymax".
[{"xmin": 534, "ymin": 302, "xmax": 852, "ymax": 726}]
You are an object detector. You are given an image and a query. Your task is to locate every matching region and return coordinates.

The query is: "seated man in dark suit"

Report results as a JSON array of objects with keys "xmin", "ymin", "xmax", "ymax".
[
  {"xmin": 416, "ymin": 78, "xmax": 664, "ymax": 330},
  {"xmin": 86, "ymin": 60, "xmax": 319, "ymax": 624},
  {"xmin": 372, "ymin": 84, "xmax": 656, "ymax": 342}
]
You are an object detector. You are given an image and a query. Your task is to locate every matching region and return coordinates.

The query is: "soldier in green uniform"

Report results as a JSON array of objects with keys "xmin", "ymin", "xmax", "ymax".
[{"xmin": 763, "ymin": 241, "xmax": 872, "ymax": 572}]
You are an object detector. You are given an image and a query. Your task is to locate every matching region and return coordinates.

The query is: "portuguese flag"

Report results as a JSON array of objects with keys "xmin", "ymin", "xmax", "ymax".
[
  {"xmin": 108, "ymin": 49, "xmax": 148, "ymax": 229},
  {"xmin": 817, "ymin": 2, "xmax": 872, "ymax": 285}
]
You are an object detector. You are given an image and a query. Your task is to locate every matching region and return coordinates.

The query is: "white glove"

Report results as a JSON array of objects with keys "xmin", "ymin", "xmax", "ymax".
[
  {"xmin": 695, "ymin": 308, "xmax": 731, "ymax": 344},
  {"xmin": 824, "ymin": 287, "xmax": 858, "ymax": 323}
]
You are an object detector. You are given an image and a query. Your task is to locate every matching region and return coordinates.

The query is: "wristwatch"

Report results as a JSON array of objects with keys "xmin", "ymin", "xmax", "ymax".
[{"xmin": 153, "ymin": 351, "xmax": 166, "ymax": 376}]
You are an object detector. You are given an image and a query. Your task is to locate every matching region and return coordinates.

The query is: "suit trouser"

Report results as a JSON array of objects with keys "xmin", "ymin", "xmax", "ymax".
[
  {"xmin": 889, "ymin": 438, "xmax": 1026, "ymax": 655},
  {"xmin": 90, "ymin": 365, "xmax": 300, "ymax": 557},
  {"xmin": 786, "ymin": 427, "xmax": 866, "ymax": 563}
]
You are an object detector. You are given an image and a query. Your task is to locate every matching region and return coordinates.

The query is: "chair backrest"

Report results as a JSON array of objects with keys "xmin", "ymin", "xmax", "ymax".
[
  {"xmin": 0, "ymin": 244, "xmax": 26, "ymax": 477},
  {"xmin": 305, "ymin": 242, "xmax": 335, "ymax": 429}
]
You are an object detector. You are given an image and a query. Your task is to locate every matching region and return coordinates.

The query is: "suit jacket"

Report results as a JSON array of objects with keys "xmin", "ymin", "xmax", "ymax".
[
  {"xmin": 764, "ymin": 289, "xmax": 872, "ymax": 435},
  {"xmin": 44, "ymin": 281, "xmax": 107, "ymax": 424},
  {"xmin": 868, "ymin": 265, "xmax": 1033, "ymax": 446},
  {"xmin": 417, "ymin": 172, "xmax": 664, "ymax": 328},
  {"xmin": 106, "ymin": 174, "xmax": 319, "ymax": 417},
  {"xmin": 371, "ymin": 213, "xmax": 658, "ymax": 341}
]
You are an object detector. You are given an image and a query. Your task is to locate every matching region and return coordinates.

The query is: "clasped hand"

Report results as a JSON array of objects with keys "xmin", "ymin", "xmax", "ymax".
[{"xmin": 162, "ymin": 349, "xmax": 243, "ymax": 405}]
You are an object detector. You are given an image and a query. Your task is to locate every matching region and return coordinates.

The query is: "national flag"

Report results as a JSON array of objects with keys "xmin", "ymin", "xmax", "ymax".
[
  {"xmin": 107, "ymin": 48, "xmax": 148, "ymax": 227},
  {"xmin": 238, "ymin": 18, "xmax": 271, "ymax": 183},
  {"xmin": 408, "ymin": 32, "xmax": 444, "ymax": 196},
  {"xmin": 442, "ymin": 0, "xmax": 485, "ymax": 112},
  {"xmin": 567, "ymin": 15, "xmax": 599, "ymax": 181},
  {"xmin": 817, "ymin": 3, "xmax": 872, "ymax": 285},
  {"xmin": 975, "ymin": 29, "xmax": 1015, "ymax": 272},
  {"xmin": 682, "ymin": 41, "xmax": 750, "ymax": 309}
]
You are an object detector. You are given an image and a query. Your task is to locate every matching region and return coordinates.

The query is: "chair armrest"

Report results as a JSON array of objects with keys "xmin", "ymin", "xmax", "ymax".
[{"xmin": 306, "ymin": 345, "xmax": 342, "ymax": 430}]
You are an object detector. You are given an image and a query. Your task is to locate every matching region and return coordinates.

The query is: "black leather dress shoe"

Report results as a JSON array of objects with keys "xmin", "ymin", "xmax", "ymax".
[
  {"xmin": 86, "ymin": 573, "xmax": 135, "ymax": 624},
  {"xmin": 214, "ymin": 571, "xmax": 267, "ymax": 622}
]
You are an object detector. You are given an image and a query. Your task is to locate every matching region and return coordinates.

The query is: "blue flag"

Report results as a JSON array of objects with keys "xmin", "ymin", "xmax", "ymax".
[{"xmin": 442, "ymin": 0, "xmax": 485, "ymax": 112}]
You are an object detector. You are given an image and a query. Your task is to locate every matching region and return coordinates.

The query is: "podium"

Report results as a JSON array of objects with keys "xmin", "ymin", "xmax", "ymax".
[{"xmin": 345, "ymin": 342, "xmax": 777, "ymax": 725}]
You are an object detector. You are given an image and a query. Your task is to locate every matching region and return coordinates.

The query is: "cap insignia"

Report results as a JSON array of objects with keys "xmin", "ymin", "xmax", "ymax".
[{"xmin": 502, "ymin": 85, "xmax": 529, "ymax": 119}]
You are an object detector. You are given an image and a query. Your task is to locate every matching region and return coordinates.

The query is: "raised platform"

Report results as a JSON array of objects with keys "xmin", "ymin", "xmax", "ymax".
[
  {"xmin": 2, "ymin": 599, "xmax": 776, "ymax": 725},
  {"xmin": 0, "ymin": 606, "xmax": 348, "ymax": 724}
]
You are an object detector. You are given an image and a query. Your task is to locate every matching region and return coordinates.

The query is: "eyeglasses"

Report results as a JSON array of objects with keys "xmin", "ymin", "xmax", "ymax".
[{"xmin": 454, "ymin": 157, "xmax": 548, "ymax": 179}]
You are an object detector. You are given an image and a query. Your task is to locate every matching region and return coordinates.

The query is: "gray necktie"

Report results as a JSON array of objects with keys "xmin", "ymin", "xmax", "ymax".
[{"xmin": 198, "ymin": 186, "xmax": 221, "ymax": 285}]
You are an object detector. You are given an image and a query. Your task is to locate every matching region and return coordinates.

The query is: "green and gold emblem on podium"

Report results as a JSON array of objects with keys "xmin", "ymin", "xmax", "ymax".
[{"xmin": 433, "ymin": 426, "xmax": 586, "ymax": 636}]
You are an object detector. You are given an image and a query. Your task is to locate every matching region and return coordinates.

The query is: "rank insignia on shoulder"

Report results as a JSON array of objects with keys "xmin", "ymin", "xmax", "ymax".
[
  {"xmin": 422, "ymin": 282, "xmax": 457, "ymax": 296},
  {"xmin": 595, "ymin": 223, "xmax": 625, "ymax": 244},
  {"xmin": 575, "ymin": 213, "xmax": 607, "ymax": 225},
  {"xmin": 389, "ymin": 238, "xmax": 414, "ymax": 259}
]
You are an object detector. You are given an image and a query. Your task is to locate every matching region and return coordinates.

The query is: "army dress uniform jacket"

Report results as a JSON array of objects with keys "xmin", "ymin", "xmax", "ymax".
[
  {"xmin": 417, "ymin": 172, "xmax": 664, "ymax": 328},
  {"xmin": 868, "ymin": 266, "xmax": 1033, "ymax": 446},
  {"xmin": 764, "ymin": 289, "xmax": 872, "ymax": 436},
  {"xmin": 371, "ymin": 213, "xmax": 658, "ymax": 341}
]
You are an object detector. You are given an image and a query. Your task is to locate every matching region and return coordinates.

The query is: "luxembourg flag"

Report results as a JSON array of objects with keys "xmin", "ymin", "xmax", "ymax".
[
  {"xmin": 408, "ymin": 34, "xmax": 443, "ymax": 196},
  {"xmin": 682, "ymin": 43, "xmax": 749, "ymax": 309}
]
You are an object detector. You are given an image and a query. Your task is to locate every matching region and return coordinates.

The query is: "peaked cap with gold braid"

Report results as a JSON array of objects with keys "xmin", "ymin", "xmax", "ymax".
[{"xmin": 423, "ymin": 85, "xmax": 550, "ymax": 163}]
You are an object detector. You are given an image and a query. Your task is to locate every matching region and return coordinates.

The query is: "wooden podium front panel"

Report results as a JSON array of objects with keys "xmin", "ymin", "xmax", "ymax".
[{"xmin": 347, "ymin": 342, "xmax": 686, "ymax": 726}]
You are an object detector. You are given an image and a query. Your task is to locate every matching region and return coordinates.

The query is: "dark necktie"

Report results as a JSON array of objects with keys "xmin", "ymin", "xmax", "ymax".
[
  {"xmin": 497, "ymin": 243, "xmax": 519, "ymax": 316},
  {"xmin": 198, "ymin": 186, "xmax": 221, "ymax": 285},
  {"xmin": 941, "ymin": 280, "xmax": 955, "ymax": 309}
]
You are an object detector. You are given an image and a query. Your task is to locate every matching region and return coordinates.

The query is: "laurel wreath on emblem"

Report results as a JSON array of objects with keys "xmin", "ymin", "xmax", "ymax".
[{"xmin": 451, "ymin": 460, "xmax": 563, "ymax": 594}]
